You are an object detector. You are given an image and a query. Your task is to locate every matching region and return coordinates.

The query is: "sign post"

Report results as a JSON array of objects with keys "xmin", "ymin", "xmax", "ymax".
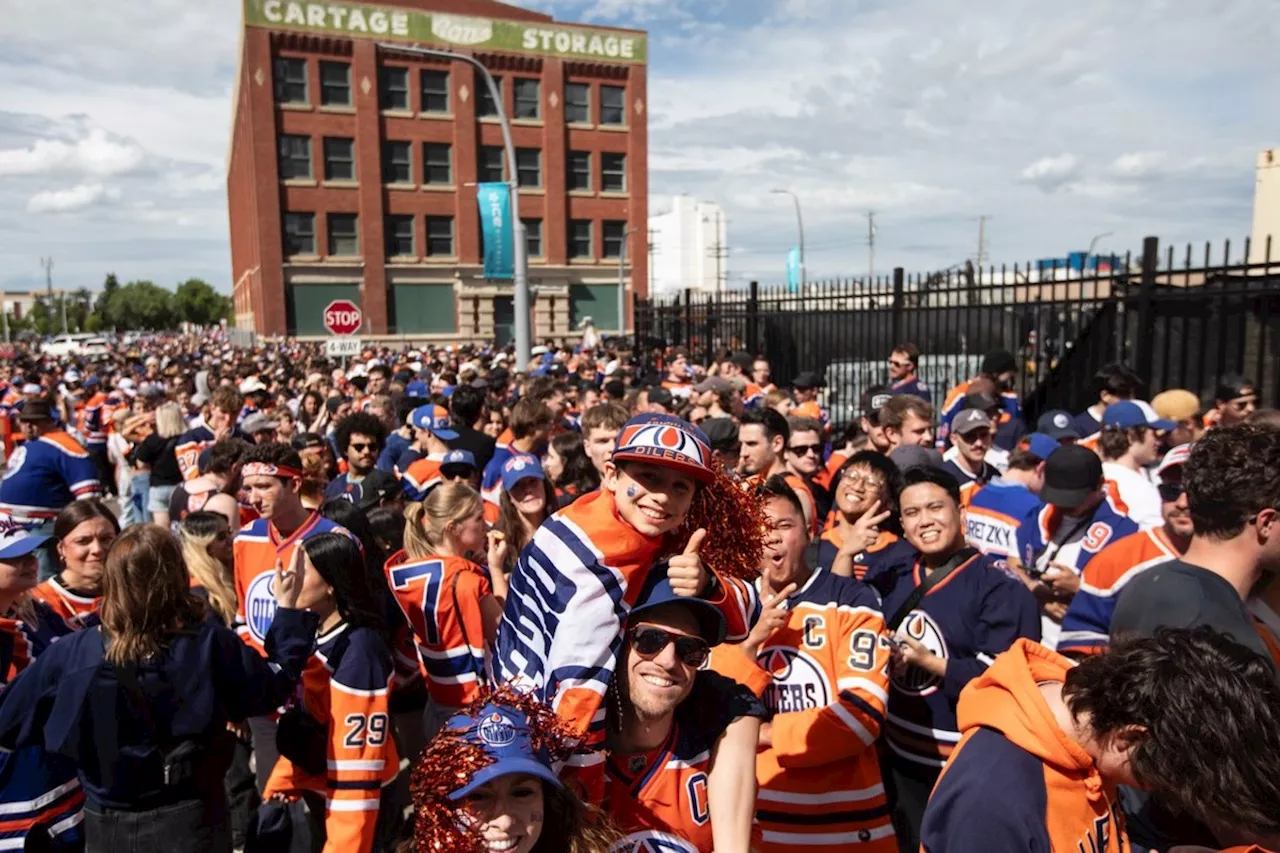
[{"xmin": 323, "ymin": 299, "xmax": 362, "ymax": 367}]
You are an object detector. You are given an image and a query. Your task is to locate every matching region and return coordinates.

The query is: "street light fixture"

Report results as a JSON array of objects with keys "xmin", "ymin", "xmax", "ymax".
[
  {"xmin": 376, "ymin": 42, "xmax": 529, "ymax": 368},
  {"xmin": 770, "ymin": 189, "xmax": 805, "ymax": 288},
  {"xmin": 1086, "ymin": 231, "xmax": 1114, "ymax": 267}
]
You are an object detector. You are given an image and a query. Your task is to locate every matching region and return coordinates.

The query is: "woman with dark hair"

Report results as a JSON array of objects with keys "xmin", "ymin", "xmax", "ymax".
[
  {"xmin": 260, "ymin": 532, "xmax": 399, "ymax": 852},
  {"xmin": 408, "ymin": 686, "xmax": 617, "ymax": 853},
  {"xmin": 0, "ymin": 525, "xmax": 316, "ymax": 853},
  {"xmin": 495, "ymin": 455, "xmax": 556, "ymax": 574},
  {"xmin": 297, "ymin": 390, "xmax": 327, "ymax": 435},
  {"xmin": 33, "ymin": 499, "xmax": 119, "ymax": 629},
  {"xmin": 818, "ymin": 450, "xmax": 912, "ymax": 580},
  {"xmin": 366, "ymin": 505, "xmax": 405, "ymax": 558},
  {"xmin": 544, "ymin": 431, "xmax": 599, "ymax": 508}
]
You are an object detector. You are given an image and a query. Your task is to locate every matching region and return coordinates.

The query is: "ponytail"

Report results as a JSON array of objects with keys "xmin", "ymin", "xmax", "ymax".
[{"xmin": 403, "ymin": 483, "xmax": 483, "ymax": 560}]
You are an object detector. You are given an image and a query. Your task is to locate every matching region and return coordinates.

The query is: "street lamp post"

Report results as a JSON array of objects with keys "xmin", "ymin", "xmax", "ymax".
[
  {"xmin": 618, "ymin": 227, "xmax": 641, "ymax": 337},
  {"xmin": 1086, "ymin": 232, "xmax": 1114, "ymax": 271},
  {"xmin": 376, "ymin": 42, "xmax": 529, "ymax": 368},
  {"xmin": 770, "ymin": 189, "xmax": 805, "ymax": 287}
]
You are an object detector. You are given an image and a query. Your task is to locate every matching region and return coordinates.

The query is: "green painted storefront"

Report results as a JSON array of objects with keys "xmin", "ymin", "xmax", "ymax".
[{"xmin": 569, "ymin": 284, "xmax": 618, "ymax": 332}]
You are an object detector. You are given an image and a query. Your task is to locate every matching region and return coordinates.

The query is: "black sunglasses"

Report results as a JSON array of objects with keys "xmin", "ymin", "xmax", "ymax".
[
  {"xmin": 788, "ymin": 443, "xmax": 823, "ymax": 456},
  {"xmin": 1157, "ymin": 483, "xmax": 1185, "ymax": 502},
  {"xmin": 629, "ymin": 625, "xmax": 709, "ymax": 668},
  {"xmin": 349, "ymin": 442, "xmax": 377, "ymax": 452}
]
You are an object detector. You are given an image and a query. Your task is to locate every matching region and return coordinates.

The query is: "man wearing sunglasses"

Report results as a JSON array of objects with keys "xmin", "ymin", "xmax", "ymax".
[
  {"xmin": 1057, "ymin": 443, "xmax": 1194, "ymax": 657},
  {"xmin": 785, "ymin": 416, "xmax": 830, "ymax": 523},
  {"xmin": 605, "ymin": 565, "xmax": 765, "ymax": 853},
  {"xmin": 323, "ymin": 411, "xmax": 387, "ymax": 504},
  {"xmin": 887, "ymin": 342, "xmax": 931, "ymax": 403},
  {"xmin": 749, "ymin": 475, "xmax": 896, "ymax": 852}
]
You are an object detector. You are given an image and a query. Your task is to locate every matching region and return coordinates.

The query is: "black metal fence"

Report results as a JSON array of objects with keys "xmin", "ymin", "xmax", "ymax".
[{"xmin": 634, "ymin": 236, "xmax": 1280, "ymax": 428}]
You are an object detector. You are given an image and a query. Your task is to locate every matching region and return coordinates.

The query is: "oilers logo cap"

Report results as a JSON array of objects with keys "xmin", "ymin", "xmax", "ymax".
[
  {"xmin": 612, "ymin": 413, "xmax": 714, "ymax": 484},
  {"xmin": 500, "ymin": 454, "xmax": 545, "ymax": 492},
  {"xmin": 409, "ymin": 404, "xmax": 459, "ymax": 440},
  {"xmin": 445, "ymin": 703, "xmax": 563, "ymax": 800}
]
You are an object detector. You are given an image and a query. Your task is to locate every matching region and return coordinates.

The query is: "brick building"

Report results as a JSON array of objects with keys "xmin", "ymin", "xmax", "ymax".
[{"xmin": 227, "ymin": 0, "xmax": 648, "ymax": 340}]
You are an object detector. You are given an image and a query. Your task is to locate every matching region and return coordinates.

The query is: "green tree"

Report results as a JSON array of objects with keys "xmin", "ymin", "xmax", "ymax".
[
  {"xmin": 173, "ymin": 278, "xmax": 232, "ymax": 327},
  {"xmin": 106, "ymin": 281, "xmax": 176, "ymax": 330},
  {"xmin": 28, "ymin": 296, "xmax": 55, "ymax": 336},
  {"xmin": 94, "ymin": 273, "xmax": 120, "ymax": 328}
]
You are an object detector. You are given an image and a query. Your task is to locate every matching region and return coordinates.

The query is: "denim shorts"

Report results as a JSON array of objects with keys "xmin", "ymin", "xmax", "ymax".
[{"xmin": 146, "ymin": 484, "xmax": 177, "ymax": 514}]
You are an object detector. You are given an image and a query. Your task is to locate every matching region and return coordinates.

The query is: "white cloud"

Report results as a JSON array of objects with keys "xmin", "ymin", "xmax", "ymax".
[
  {"xmin": 1020, "ymin": 154, "xmax": 1082, "ymax": 192},
  {"xmin": 0, "ymin": 127, "xmax": 144, "ymax": 177},
  {"xmin": 27, "ymin": 183, "xmax": 121, "ymax": 214}
]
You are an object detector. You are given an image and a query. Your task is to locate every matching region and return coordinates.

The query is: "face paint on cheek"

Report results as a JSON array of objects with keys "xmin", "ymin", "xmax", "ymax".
[{"xmin": 626, "ymin": 485, "xmax": 638, "ymax": 498}]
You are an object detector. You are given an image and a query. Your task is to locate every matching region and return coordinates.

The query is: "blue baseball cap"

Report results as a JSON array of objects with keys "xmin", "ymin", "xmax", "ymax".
[
  {"xmin": 628, "ymin": 563, "xmax": 727, "ymax": 646},
  {"xmin": 1102, "ymin": 400, "xmax": 1174, "ymax": 432},
  {"xmin": 440, "ymin": 449, "xmax": 476, "ymax": 476},
  {"xmin": 1035, "ymin": 410, "xmax": 1079, "ymax": 440},
  {"xmin": 0, "ymin": 528, "xmax": 50, "ymax": 561},
  {"xmin": 500, "ymin": 454, "xmax": 544, "ymax": 492},
  {"xmin": 441, "ymin": 384, "xmax": 456, "ymax": 399},
  {"xmin": 404, "ymin": 381, "xmax": 429, "ymax": 398},
  {"xmin": 409, "ymin": 404, "xmax": 458, "ymax": 440},
  {"xmin": 1020, "ymin": 432, "xmax": 1061, "ymax": 461},
  {"xmin": 446, "ymin": 703, "xmax": 563, "ymax": 800}
]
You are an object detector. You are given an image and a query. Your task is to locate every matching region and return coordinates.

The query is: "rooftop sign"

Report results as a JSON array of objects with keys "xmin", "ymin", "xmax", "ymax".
[{"xmin": 244, "ymin": 0, "xmax": 647, "ymax": 64}]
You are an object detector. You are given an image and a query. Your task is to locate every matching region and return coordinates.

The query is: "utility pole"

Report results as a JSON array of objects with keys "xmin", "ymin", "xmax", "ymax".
[
  {"xmin": 40, "ymin": 257, "xmax": 53, "ymax": 296},
  {"xmin": 867, "ymin": 212, "xmax": 877, "ymax": 280},
  {"xmin": 618, "ymin": 227, "xmax": 642, "ymax": 336},
  {"xmin": 647, "ymin": 228, "xmax": 658, "ymax": 296},
  {"xmin": 705, "ymin": 208, "xmax": 728, "ymax": 295},
  {"xmin": 58, "ymin": 290, "xmax": 68, "ymax": 335},
  {"xmin": 975, "ymin": 215, "xmax": 992, "ymax": 267}
]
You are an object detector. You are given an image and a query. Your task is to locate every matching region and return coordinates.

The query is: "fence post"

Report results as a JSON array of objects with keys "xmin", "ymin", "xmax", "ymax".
[
  {"xmin": 683, "ymin": 288, "xmax": 693, "ymax": 350},
  {"xmin": 631, "ymin": 292, "xmax": 641, "ymax": 352},
  {"xmin": 1135, "ymin": 236, "xmax": 1158, "ymax": 382},
  {"xmin": 747, "ymin": 280, "xmax": 759, "ymax": 353},
  {"xmin": 892, "ymin": 267, "xmax": 905, "ymax": 344},
  {"xmin": 703, "ymin": 291, "xmax": 715, "ymax": 366}
]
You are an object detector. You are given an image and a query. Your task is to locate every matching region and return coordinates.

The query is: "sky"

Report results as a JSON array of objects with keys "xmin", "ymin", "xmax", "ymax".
[{"xmin": 1, "ymin": 0, "xmax": 1277, "ymax": 295}]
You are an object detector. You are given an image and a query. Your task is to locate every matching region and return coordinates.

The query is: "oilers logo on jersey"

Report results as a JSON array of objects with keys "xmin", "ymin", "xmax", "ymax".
[
  {"xmin": 245, "ymin": 573, "xmax": 278, "ymax": 645},
  {"xmin": 759, "ymin": 646, "xmax": 831, "ymax": 714},
  {"xmin": 893, "ymin": 611, "xmax": 949, "ymax": 696},
  {"xmin": 610, "ymin": 829, "xmax": 701, "ymax": 853},
  {"xmin": 2, "ymin": 447, "xmax": 24, "ymax": 481}
]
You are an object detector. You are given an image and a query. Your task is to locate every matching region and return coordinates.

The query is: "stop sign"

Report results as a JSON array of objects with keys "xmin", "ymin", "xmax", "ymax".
[{"xmin": 323, "ymin": 299, "xmax": 362, "ymax": 336}]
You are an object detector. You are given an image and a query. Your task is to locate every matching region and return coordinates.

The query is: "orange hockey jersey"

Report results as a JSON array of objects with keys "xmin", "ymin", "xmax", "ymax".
[
  {"xmin": 30, "ymin": 575, "xmax": 100, "ymax": 631},
  {"xmin": 606, "ymin": 720, "xmax": 717, "ymax": 853},
  {"xmin": 401, "ymin": 454, "xmax": 444, "ymax": 502},
  {"xmin": 263, "ymin": 622, "xmax": 399, "ymax": 853},
  {"xmin": 386, "ymin": 553, "xmax": 491, "ymax": 708},
  {"xmin": 754, "ymin": 568, "xmax": 896, "ymax": 852}
]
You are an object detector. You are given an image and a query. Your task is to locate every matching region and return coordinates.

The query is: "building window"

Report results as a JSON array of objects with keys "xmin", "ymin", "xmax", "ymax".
[
  {"xmin": 421, "ymin": 69, "xmax": 450, "ymax": 113},
  {"xmin": 383, "ymin": 141, "xmax": 412, "ymax": 184},
  {"xmin": 478, "ymin": 145, "xmax": 504, "ymax": 183},
  {"xmin": 515, "ymin": 149, "xmax": 541, "ymax": 188},
  {"xmin": 273, "ymin": 57, "xmax": 308, "ymax": 104},
  {"xmin": 277, "ymin": 135, "xmax": 311, "ymax": 180},
  {"xmin": 283, "ymin": 212, "xmax": 315, "ymax": 256},
  {"xmin": 477, "ymin": 73, "xmax": 503, "ymax": 117},
  {"xmin": 328, "ymin": 213, "xmax": 359, "ymax": 256},
  {"xmin": 319, "ymin": 61, "xmax": 351, "ymax": 106},
  {"xmin": 379, "ymin": 66, "xmax": 410, "ymax": 111},
  {"xmin": 423, "ymin": 143, "xmax": 452, "ymax": 185},
  {"xmin": 600, "ymin": 85, "xmax": 625, "ymax": 125},
  {"xmin": 386, "ymin": 215, "xmax": 415, "ymax": 257},
  {"xmin": 567, "ymin": 151, "xmax": 591, "ymax": 191},
  {"xmin": 514, "ymin": 79, "xmax": 540, "ymax": 119},
  {"xmin": 603, "ymin": 221, "xmax": 627, "ymax": 258},
  {"xmin": 569, "ymin": 219, "xmax": 592, "ymax": 259},
  {"xmin": 523, "ymin": 218, "xmax": 543, "ymax": 257},
  {"xmin": 426, "ymin": 216, "xmax": 455, "ymax": 256},
  {"xmin": 565, "ymin": 82, "xmax": 590, "ymax": 123},
  {"xmin": 322, "ymin": 138, "xmax": 355, "ymax": 181},
  {"xmin": 601, "ymin": 152, "xmax": 626, "ymax": 192}
]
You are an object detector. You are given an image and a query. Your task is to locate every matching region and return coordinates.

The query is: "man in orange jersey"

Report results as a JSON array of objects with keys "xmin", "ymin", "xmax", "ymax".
[
  {"xmin": 790, "ymin": 371, "xmax": 830, "ymax": 432},
  {"xmin": 750, "ymin": 476, "xmax": 896, "ymax": 852},
  {"xmin": 921, "ymin": 629, "xmax": 1280, "ymax": 853},
  {"xmin": 784, "ymin": 416, "xmax": 829, "ymax": 521},
  {"xmin": 1059, "ymin": 443, "xmax": 1194, "ymax": 655},
  {"xmin": 604, "ymin": 565, "xmax": 766, "ymax": 853}
]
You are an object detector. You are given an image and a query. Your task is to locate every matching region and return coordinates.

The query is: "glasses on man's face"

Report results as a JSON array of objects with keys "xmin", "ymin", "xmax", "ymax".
[
  {"xmin": 349, "ymin": 442, "xmax": 375, "ymax": 453},
  {"xmin": 841, "ymin": 469, "xmax": 885, "ymax": 490},
  {"xmin": 629, "ymin": 625, "xmax": 709, "ymax": 668},
  {"xmin": 887, "ymin": 359, "xmax": 912, "ymax": 369},
  {"xmin": 1157, "ymin": 483, "xmax": 1185, "ymax": 503},
  {"xmin": 788, "ymin": 443, "xmax": 822, "ymax": 456}
]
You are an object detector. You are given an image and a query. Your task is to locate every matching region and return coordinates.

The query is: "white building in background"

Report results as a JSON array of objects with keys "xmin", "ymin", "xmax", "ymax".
[
  {"xmin": 649, "ymin": 196, "xmax": 728, "ymax": 296},
  {"xmin": 1251, "ymin": 148, "xmax": 1280, "ymax": 264}
]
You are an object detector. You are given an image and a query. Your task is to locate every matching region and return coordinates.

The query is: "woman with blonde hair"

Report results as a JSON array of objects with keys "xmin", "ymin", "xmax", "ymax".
[
  {"xmin": 0, "ymin": 524, "xmax": 317, "ymax": 852},
  {"xmin": 178, "ymin": 511, "xmax": 237, "ymax": 626},
  {"xmin": 386, "ymin": 483, "xmax": 508, "ymax": 738},
  {"xmin": 131, "ymin": 401, "xmax": 187, "ymax": 529}
]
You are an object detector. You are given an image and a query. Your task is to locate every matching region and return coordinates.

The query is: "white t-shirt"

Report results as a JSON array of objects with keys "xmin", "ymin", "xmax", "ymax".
[{"xmin": 1102, "ymin": 462, "xmax": 1162, "ymax": 530}]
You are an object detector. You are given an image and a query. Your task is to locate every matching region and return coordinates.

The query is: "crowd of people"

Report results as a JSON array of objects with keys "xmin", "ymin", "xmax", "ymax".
[{"xmin": 0, "ymin": 330, "xmax": 1277, "ymax": 853}]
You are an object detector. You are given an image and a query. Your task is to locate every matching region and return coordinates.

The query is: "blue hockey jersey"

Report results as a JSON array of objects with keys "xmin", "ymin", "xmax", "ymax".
[
  {"xmin": 964, "ymin": 479, "xmax": 1043, "ymax": 570},
  {"xmin": 0, "ymin": 431, "xmax": 101, "ymax": 526},
  {"xmin": 864, "ymin": 552, "xmax": 1040, "ymax": 770}
]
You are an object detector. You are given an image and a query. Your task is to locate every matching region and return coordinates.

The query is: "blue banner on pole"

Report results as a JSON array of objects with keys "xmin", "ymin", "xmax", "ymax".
[
  {"xmin": 786, "ymin": 246, "xmax": 801, "ymax": 292},
  {"xmin": 477, "ymin": 182, "xmax": 514, "ymax": 280}
]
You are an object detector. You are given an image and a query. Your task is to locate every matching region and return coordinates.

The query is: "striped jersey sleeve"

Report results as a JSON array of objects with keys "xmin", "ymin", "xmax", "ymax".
[{"xmin": 1058, "ymin": 529, "xmax": 1177, "ymax": 655}]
